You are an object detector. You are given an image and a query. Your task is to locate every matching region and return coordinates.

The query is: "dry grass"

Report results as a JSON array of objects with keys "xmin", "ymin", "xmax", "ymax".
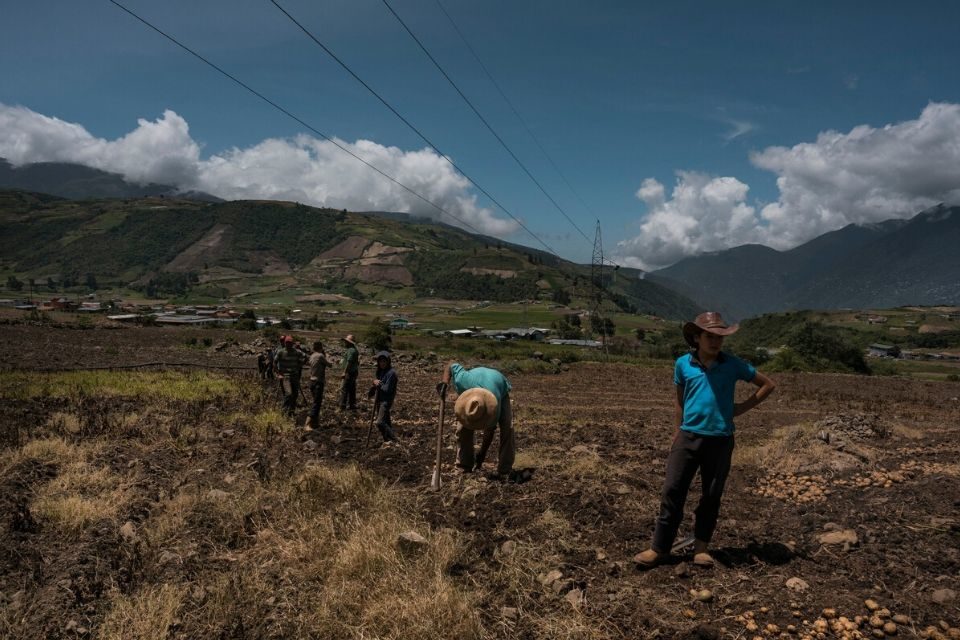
[
  {"xmin": 138, "ymin": 463, "xmax": 481, "ymax": 639},
  {"xmin": 32, "ymin": 462, "xmax": 131, "ymax": 535},
  {"xmin": 733, "ymin": 422, "xmax": 821, "ymax": 472},
  {"xmin": 99, "ymin": 583, "xmax": 186, "ymax": 640},
  {"xmin": 0, "ymin": 370, "xmax": 238, "ymax": 401}
]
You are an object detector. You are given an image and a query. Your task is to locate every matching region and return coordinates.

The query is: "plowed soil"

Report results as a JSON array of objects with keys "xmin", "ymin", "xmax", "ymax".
[{"xmin": 1, "ymin": 324, "xmax": 958, "ymax": 639}]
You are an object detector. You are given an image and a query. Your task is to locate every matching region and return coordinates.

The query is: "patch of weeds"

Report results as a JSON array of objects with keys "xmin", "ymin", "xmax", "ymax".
[
  {"xmin": 99, "ymin": 583, "xmax": 186, "ymax": 640},
  {"xmin": 0, "ymin": 371, "xmax": 239, "ymax": 401}
]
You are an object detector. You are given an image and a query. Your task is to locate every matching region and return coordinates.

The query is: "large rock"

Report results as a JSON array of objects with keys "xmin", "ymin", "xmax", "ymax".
[
  {"xmin": 785, "ymin": 577, "xmax": 809, "ymax": 592},
  {"xmin": 818, "ymin": 529, "xmax": 858, "ymax": 545},
  {"xmin": 931, "ymin": 588, "xmax": 957, "ymax": 605},
  {"xmin": 397, "ymin": 531, "xmax": 429, "ymax": 555}
]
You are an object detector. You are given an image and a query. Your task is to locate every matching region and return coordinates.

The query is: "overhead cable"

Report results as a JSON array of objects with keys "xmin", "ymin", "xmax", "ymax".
[
  {"xmin": 107, "ymin": 0, "xmax": 486, "ymax": 237},
  {"xmin": 432, "ymin": 0, "xmax": 600, "ymax": 240},
  {"xmin": 381, "ymin": 0, "xmax": 594, "ymax": 246},
  {"xmin": 270, "ymin": 0, "xmax": 560, "ymax": 256}
]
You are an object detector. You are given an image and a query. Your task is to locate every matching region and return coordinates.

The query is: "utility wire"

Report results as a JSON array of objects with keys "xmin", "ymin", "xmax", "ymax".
[
  {"xmin": 432, "ymin": 0, "xmax": 599, "ymax": 239},
  {"xmin": 106, "ymin": 0, "xmax": 486, "ymax": 237},
  {"xmin": 269, "ymin": 0, "xmax": 559, "ymax": 257},
  {"xmin": 381, "ymin": 0, "xmax": 594, "ymax": 246}
]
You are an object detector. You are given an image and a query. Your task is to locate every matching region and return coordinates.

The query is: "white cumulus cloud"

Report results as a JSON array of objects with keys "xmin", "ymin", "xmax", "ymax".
[
  {"xmin": 617, "ymin": 102, "xmax": 960, "ymax": 270},
  {"xmin": 751, "ymin": 101, "xmax": 960, "ymax": 249},
  {"xmin": 616, "ymin": 172, "xmax": 760, "ymax": 270},
  {"xmin": 0, "ymin": 103, "xmax": 517, "ymax": 236}
]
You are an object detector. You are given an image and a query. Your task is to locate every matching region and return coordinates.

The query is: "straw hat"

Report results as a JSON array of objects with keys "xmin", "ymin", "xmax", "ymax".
[
  {"xmin": 454, "ymin": 388, "xmax": 498, "ymax": 431},
  {"xmin": 682, "ymin": 311, "xmax": 739, "ymax": 348},
  {"xmin": 342, "ymin": 334, "xmax": 356, "ymax": 346}
]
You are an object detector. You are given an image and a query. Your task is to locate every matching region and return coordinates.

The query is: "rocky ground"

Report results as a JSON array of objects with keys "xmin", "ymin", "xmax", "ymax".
[{"xmin": 1, "ymin": 324, "xmax": 959, "ymax": 639}]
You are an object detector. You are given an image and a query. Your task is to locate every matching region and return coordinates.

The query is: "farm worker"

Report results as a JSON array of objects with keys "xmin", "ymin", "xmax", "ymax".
[
  {"xmin": 304, "ymin": 341, "xmax": 333, "ymax": 431},
  {"xmin": 274, "ymin": 335, "xmax": 306, "ymax": 416},
  {"xmin": 438, "ymin": 362, "xmax": 514, "ymax": 479},
  {"xmin": 368, "ymin": 351, "xmax": 398, "ymax": 442},
  {"xmin": 635, "ymin": 312, "xmax": 776, "ymax": 568},
  {"xmin": 337, "ymin": 334, "xmax": 360, "ymax": 412}
]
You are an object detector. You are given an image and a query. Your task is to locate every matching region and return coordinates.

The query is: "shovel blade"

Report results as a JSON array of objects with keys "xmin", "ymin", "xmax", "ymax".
[{"xmin": 430, "ymin": 467, "xmax": 441, "ymax": 490}]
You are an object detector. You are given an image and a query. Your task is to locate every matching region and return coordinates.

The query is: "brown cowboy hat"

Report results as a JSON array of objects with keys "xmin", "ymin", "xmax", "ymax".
[
  {"xmin": 454, "ymin": 388, "xmax": 498, "ymax": 431},
  {"xmin": 682, "ymin": 312, "xmax": 739, "ymax": 348},
  {"xmin": 342, "ymin": 334, "xmax": 356, "ymax": 346}
]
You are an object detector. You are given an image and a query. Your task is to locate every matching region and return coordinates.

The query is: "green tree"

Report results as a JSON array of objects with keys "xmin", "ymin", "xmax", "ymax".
[
  {"xmin": 85, "ymin": 273, "xmax": 98, "ymax": 290},
  {"xmin": 46, "ymin": 277, "xmax": 57, "ymax": 292},
  {"xmin": 6, "ymin": 275, "xmax": 23, "ymax": 291},
  {"xmin": 363, "ymin": 318, "xmax": 392, "ymax": 352},
  {"xmin": 591, "ymin": 314, "xmax": 616, "ymax": 337}
]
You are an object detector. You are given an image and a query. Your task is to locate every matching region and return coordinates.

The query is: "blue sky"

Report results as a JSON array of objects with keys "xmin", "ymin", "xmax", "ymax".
[{"xmin": 3, "ymin": 1, "xmax": 960, "ymax": 267}]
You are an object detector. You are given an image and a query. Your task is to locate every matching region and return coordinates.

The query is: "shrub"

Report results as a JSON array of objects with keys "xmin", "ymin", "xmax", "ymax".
[{"xmin": 363, "ymin": 319, "xmax": 392, "ymax": 352}]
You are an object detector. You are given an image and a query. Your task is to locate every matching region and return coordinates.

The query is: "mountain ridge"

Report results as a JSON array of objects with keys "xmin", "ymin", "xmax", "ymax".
[{"xmin": 651, "ymin": 205, "xmax": 960, "ymax": 319}]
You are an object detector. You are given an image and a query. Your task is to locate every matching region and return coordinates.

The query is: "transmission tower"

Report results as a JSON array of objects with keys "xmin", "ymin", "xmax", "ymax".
[{"xmin": 590, "ymin": 220, "xmax": 609, "ymax": 357}]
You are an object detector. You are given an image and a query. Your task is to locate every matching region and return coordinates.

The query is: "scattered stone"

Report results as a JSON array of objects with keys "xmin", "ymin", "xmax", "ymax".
[
  {"xmin": 500, "ymin": 540, "xmax": 517, "ymax": 556},
  {"xmin": 302, "ymin": 440, "xmax": 318, "ymax": 451},
  {"xmin": 594, "ymin": 548, "xmax": 607, "ymax": 562},
  {"xmin": 219, "ymin": 429, "xmax": 235, "ymax": 438},
  {"xmin": 785, "ymin": 577, "xmax": 809, "ymax": 592},
  {"xmin": 613, "ymin": 483, "xmax": 632, "ymax": 495},
  {"xmin": 539, "ymin": 570, "xmax": 563, "ymax": 586},
  {"xmin": 552, "ymin": 579, "xmax": 573, "ymax": 595},
  {"xmin": 65, "ymin": 620, "xmax": 78, "ymax": 633},
  {"xmin": 564, "ymin": 589, "xmax": 584, "ymax": 608},
  {"xmin": 396, "ymin": 531, "xmax": 429, "ymax": 555},
  {"xmin": 931, "ymin": 588, "xmax": 956, "ymax": 605},
  {"xmin": 206, "ymin": 489, "xmax": 230, "ymax": 501},
  {"xmin": 330, "ymin": 435, "xmax": 342, "ymax": 445},
  {"xmin": 501, "ymin": 606, "xmax": 519, "ymax": 621},
  {"xmin": 158, "ymin": 550, "xmax": 179, "ymax": 565},
  {"xmin": 674, "ymin": 563, "xmax": 690, "ymax": 579},
  {"xmin": 119, "ymin": 520, "xmax": 137, "ymax": 543},
  {"xmin": 818, "ymin": 529, "xmax": 859, "ymax": 546}
]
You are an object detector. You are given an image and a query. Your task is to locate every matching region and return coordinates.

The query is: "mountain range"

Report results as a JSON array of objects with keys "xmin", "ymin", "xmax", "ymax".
[
  {"xmin": 650, "ymin": 204, "xmax": 960, "ymax": 319},
  {"xmin": 0, "ymin": 174, "xmax": 698, "ymax": 319},
  {"xmin": 3, "ymin": 157, "xmax": 957, "ymax": 319}
]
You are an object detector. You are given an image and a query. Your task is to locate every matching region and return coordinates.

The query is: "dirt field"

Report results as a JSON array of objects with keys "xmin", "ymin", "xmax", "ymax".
[{"xmin": 1, "ymin": 324, "xmax": 959, "ymax": 639}]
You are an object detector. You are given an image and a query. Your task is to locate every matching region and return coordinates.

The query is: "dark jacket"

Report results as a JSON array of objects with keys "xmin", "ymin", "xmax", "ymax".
[{"xmin": 374, "ymin": 352, "xmax": 398, "ymax": 404}]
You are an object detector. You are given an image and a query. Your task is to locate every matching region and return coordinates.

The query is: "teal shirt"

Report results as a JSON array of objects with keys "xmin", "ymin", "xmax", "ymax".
[
  {"xmin": 674, "ymin": 351, "xmax": 756, "ymax": 437},
  {"xmin": 451, "ymin": 363, "xmax": 511, "ymax": 418}
]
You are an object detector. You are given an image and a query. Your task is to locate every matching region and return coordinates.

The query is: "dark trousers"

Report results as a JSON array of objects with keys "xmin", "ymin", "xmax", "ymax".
[
  {"xmin": 375, "ymin": 401, "xmax": 396, "ymax": 441},
  {"xmin": 282, "ymin": 376, "xmax": 301, "ymax": 415},
  {"xmin": 338, "ymin": 372, "xmax": 358, "ymax": 410},
  {"xmin": 309, "ymin": 379, "xmax": 325, "ymax": 420},
  {"xmin": 652, "ymin": 430, "xmax": 735, "ymax": 553},
  {"xmin": 456, "ymin": 393, "xmax": 514, "ymax": 476}
]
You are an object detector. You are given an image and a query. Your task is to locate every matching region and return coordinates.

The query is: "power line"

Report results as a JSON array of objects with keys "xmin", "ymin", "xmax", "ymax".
[
  {"xmin": 106, "ymin": 0, "xmax": 486, "ymax": 237},
  {"xmin": 432, "ymin": 0, "xmax": 601, "ymax": 239},
  {"xmin": 269, "ymin": 0, "xmax": 559, "ymax": 257},
  {"xmin": 381, "ymin": 0, "xmax": 594, "ymax": 247}
]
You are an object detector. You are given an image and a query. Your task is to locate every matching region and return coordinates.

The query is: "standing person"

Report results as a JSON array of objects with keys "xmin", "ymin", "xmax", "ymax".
[
  {"xmin": 635, "ymin": 312, "xmax": 776, "ymax": 568},
  {"xmin": 337, "ymin": 334, "xmax": 360, "ymax": 413},
  {"xmin": 274, "ymin": 335, "xmax": 306, "ymax": 416},
  {"xmin": 304, "ymin": 341, "xmax": 333, "ymax": 431},
  {"xmin": 438, "ymin": 361, "xmax": 514, "ymax": 479},
  {"xmin": 369, "ymin": 351, "xmax": 398, "ymax": 442}
]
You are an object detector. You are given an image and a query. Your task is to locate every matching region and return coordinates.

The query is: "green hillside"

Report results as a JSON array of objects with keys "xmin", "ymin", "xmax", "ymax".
[{"xmin": 0, "ymin": 189, "xmax": 700, "ymax": 319}]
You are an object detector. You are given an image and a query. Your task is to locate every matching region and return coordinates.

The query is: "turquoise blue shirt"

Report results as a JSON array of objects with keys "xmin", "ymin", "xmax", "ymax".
[
  {"xmin": 451, "ymin": 363, "xmax": 511, "ymax": 419},
  {"xmin": 674, "ymin": 351, "xmax": 756, "ymax": 437}
]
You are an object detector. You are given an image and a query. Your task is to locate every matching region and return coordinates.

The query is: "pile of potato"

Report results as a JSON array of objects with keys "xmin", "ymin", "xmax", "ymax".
[
  {"xmin": 752, "ymin": 472, "xmax": 833, "ymax": 503},
  {"xmin": 731, "ymin": 598, "xmax": 959, "ymax": 640}
]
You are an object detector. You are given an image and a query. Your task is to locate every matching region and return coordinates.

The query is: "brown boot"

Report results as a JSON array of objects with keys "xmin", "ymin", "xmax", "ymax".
[
  {"xmin": 633, "ymin": 548, "xmax": 668, "ymax": 568},
  {"xmin": 693, "ymin": 539, "xmax": 715, "ymax": 567},
  {"xmin": 303, "ymin": 416, "xmax": 316, "ymax": 432}
]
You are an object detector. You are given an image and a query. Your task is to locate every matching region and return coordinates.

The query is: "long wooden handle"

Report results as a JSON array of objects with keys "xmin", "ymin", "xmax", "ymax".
[{"xmin": 432, "ymin": 397, "xmax": 445, "ymax": 490}]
